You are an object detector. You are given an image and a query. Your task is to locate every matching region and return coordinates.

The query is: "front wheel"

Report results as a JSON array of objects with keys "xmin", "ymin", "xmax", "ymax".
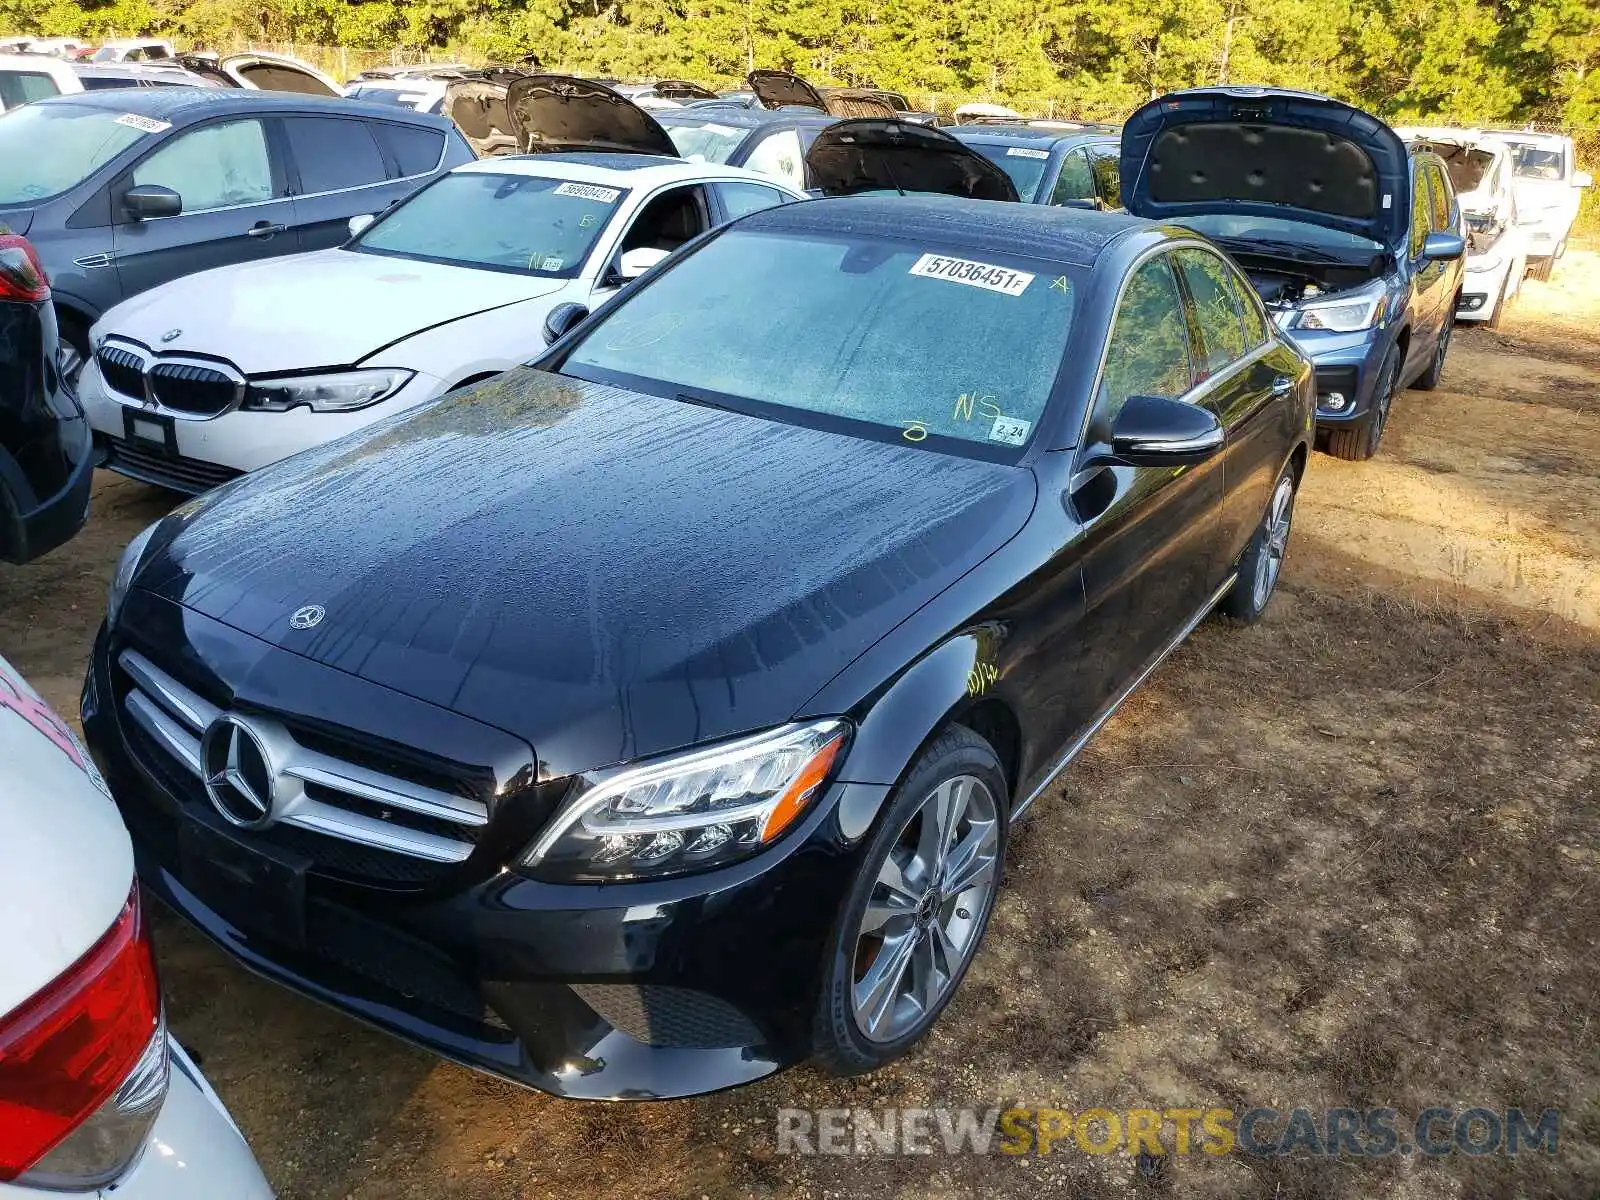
[
  {"xmin": 1325, "ymin": 343, "xmax": 1399, "ymax": 461},
  {"xmin": 1221, "ymin": 463, "xmax": 1297, "ymax": 623},
  {"xmin": 812, "ymin": 725, "xmax": 1007, "ymax": 1076}
]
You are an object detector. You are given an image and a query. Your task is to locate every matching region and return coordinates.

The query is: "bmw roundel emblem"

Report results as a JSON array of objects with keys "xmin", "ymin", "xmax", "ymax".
[
  {"xmin": 160, "ymin": 328, "xmax": 183, "ymax": 343},
  {"xmin": 289, "ymin": 604, "xmax": 326, "ymax": 630}
]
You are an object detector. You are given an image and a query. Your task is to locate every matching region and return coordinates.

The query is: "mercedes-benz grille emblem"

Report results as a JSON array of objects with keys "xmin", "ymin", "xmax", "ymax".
[
  {"xmin": 160, "ymin": 328, "xmax": 182, "ymax": 343},
  {"xmin": 289, "ymin": 604, "xmax": 325, "ymax": 630},
  {"xmin": 200, "ymin": 715, "xmax": 279, "ymax": 828}
]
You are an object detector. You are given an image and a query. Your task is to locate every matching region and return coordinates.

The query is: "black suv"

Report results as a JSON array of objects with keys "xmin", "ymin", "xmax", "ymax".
[{"xmin": 0, "ymin": 88, "xmax": 473, "ymax": 383}]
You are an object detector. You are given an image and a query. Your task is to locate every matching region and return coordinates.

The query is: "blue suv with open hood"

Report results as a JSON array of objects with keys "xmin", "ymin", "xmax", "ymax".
[{"xmin": 1122, "ymin": 87, "xmax": 1465, "ymax": 460}]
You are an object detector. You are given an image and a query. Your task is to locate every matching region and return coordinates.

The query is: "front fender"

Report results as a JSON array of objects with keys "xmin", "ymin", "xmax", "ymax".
[{"xmin": 831, "ymin": 626, "xmax": 1010, "ymax": 839}]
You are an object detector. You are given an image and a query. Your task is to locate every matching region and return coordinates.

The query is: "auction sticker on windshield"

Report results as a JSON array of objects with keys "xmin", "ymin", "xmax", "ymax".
[
  {"xmin": 115, "ymin": 113, "xmax": 171, "ymax": 134},
  {"xmin": 554, "ymin": 182, "xmax": 621, "ymax": 203},
  {"xmin": 910, "ymin": 254, "xmax": 1034, "ymax": 297},
  {"xmin": 1005, "ymin": 147, "xmax": 1050, "ymax": 159}
]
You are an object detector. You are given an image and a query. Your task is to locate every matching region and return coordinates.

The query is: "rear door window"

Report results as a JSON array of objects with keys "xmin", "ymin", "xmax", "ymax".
[
  {"xmin": 378, "ymin": 123, "xmax": 445, "ymax": 176},
  {"xmin": 715, "ymin": 181, "xmax": 792, "ymax": 219},
  {"xmin": 1087, "ymin": 143, "xmax": 1121, "ymax": 208},
  {"xmin": 283, "ymin": 117, "xmax": 389, "ymax": 194},
  {"xmin": 131, "ymin": 119, "xmax": 275, "ymax": 212}
]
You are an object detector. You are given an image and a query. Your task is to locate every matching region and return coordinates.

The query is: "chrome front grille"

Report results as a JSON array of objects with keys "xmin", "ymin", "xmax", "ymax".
[
  {"xmin": 118, "ymin": 649, "xmax": 486, "ymax": 865},
  {"xmin": 94, "ymin": 339, "xmax": 245, "ymax": 419}
]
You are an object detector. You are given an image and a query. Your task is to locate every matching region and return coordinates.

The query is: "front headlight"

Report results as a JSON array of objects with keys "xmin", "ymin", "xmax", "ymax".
[
  {"xmin": 1288, "ymin": 280, "xmax": 1388, "ymax": 333},
  {"xmin": 1467, "ymin": 253, "xmax": 1505, "ymax": 274},
  {"xmin": 243, "ymin": 368, "xmax": 413, "ymax": 413},
  {"xmin": 106, "ymin": 521, "xmax": 159, "ymax": 627},
  {"xmin": 522, "ymin": 719, "xmax": 849, "ymax": 882}
]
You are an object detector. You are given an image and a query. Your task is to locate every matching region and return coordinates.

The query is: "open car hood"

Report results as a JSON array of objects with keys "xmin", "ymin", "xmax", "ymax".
[
  {"xmin": 821, "ymin": 88, "xmax": 898, "ymax": 118},
  {"xmin": 1121, "ymin": 87, "xmax": 1410, "ymax": 246},
  {"xmin": 442, "ymin": 77, "xmax": 523, "ymax": 156},
  {"xmin": 655, "ymin": 79, "xmax": 718, "ymax": 101},
  {"xmin": 221, "ymin": 53, "xmax": 341, "ymax": 96},
  {"xmin": 506, "ymin": 74, "xmax": 679, "ymax": 155},
  {"xmin": 806, "ymin": 119, "xmax": 1020, "ymax": 201},
  {"xmin": 748, "ymin": 69, "xmax": 828, "ymax": 112}
]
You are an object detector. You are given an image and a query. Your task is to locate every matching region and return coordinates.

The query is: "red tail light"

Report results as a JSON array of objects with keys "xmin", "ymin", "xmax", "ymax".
[
  {"xmin": 0, "ymin": 233, "xmax": 49, "ymax": 304},
  {"xmin": 0, "ymin": 887, "xmax": 161, "ymax": 1182}
]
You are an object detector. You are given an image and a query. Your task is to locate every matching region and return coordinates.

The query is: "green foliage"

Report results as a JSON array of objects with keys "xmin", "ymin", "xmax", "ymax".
[{"xmin": 2, "ymin": 0, "xmax": 1596, "ymax": 127}]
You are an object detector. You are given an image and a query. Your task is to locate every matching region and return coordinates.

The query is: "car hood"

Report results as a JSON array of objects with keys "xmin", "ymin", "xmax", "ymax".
[
  {"xmin": 506, "ymin": 74, "xmax": 679, "ymax": 156},
  {"xmin": 99, "ymin": 249, "xmax": 565, "ymax": 372},
  {"xmin": 137, "ymin": 369, "xmax": 1037, "ymax": 775},
  {"xmin": 806, "ymin": 119, "xmax": 1020, "ymax": 201},
  {"xmin": 442, "ymin": 77, "xmax": 522, "ymax": 156},
  {"xmin": 1122, "ymin": 87, "xmax": 1410, "ymax": 246},
  {"xmin": 748, "ymin": 69, "xmax": 828, "ymax": 112}
]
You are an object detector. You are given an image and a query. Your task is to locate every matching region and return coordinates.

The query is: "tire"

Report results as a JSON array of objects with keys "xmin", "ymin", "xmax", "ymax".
[
  {"xmin": 812, "ymin": 724, "xmax": 1008, "ymax": 1076},
  {"xmin": 56, "ymin": 310, "xmax": 89, "ymax": 395},
  {"xmin": 1220, "ymin": 462, "xmax": 1297, "ymax": 623},
  {"xmin": 1413, "ymin": 310, "xmax": 1453, "ymax": 391},
  {"xmin": 1484, "ymin": 277, "xmax": 1506, "ymax": 329},
  {"xmin": 1324, "ymin": 343, "xmax": 1399, "ymax": 461}
]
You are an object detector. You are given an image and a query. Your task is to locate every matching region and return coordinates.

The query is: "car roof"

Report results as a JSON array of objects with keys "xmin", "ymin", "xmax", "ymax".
[
  {"xmin": 453, "ymin": 152, "xmax": 794, "ymax": 188},
  {"xmin": 948, "ymin": 125, "xmax": 1115, "ymax": 149},
  {"xmin": 34, "ymin": 86, "xmax": 457, "ymax": 127},
  {"xmin": 741, "ymin": 193, "xmax": 1148, "ymax": 267}
]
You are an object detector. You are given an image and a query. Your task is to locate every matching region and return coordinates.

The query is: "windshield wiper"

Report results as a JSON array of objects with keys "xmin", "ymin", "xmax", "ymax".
[
  {"xmin": 675, "ymin": 390, "xmax": 739, "ymax": 414},
  {"xmin": 1214, "ymin": 237, "xmax": 1352, "ymax": 265}
]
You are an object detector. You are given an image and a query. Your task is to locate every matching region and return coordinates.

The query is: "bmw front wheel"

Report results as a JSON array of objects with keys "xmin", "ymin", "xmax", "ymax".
[{"xmin": 813, "ymin": 725, "xmax": 1007, "ymax": 1075}]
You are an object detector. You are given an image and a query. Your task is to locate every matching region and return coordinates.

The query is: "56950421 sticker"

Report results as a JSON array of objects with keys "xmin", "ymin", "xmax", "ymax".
[
  {"xmin": 909, "ymin": 254, "xmax": 1034, "ymax": 297},
  {"xmin": 553, "ymin": 181, "xmax": 621, "ymax": 203}
]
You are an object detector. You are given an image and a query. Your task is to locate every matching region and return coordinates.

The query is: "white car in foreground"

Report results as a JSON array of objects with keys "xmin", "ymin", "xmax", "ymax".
[
  {"xmin": 1483, "ymin": 129, "xmax": 1592, "ymax": 280},
  {"xmin": 81, "ymin": 77, "xmax": 806, "ymax": 491},
  {"xmin": 0, "ymin": 654, "xmax": 272, "ymax": 1199},
  {"xmin": 1397, "ymin": 126, "xmax": 1528, "ymax": 327}
]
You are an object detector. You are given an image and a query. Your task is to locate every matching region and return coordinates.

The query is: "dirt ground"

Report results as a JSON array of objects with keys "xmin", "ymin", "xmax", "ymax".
[{"xmin": 2, "ymin": 250, "xmax": 1597, "ymax": 1199}]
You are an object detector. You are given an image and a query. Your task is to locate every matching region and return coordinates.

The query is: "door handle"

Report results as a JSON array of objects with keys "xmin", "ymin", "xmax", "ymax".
[
  {"xmin": 1269, "ymin": 376, "xmax": 1294, "ymax": 396},
  {"xmin": 247, "ymin": 221, "xmax": 287, "ymax": 239}
]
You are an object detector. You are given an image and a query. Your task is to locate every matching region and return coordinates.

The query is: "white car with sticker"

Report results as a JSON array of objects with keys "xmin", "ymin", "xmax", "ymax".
[
  {"xmin": 0, "ymin": 653, "xmax": 273, "ymax": 1199},
  {"xmin": 80, "ymin": 154, "xmax": 806, "ymax": 490}
]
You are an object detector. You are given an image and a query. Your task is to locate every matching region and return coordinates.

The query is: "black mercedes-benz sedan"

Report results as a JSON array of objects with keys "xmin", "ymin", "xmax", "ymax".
[{"xmin": 82, "ymin": 197, "xmax": 1314, "ymax": 1098}]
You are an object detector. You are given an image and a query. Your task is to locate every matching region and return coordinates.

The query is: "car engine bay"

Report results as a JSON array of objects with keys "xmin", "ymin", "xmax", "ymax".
[{"xmin": 1234, "ymin": 249, "xmax": 1391, "ymax": 310}]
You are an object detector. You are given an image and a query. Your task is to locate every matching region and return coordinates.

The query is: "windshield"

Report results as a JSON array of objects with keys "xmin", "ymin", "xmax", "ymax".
[
  {"xmin": 1505, "ymin": 142, "xmax": 1567, "ymax": 180},
  {"xmin": 1172, "ymin": 213, "xmax": 1383, "ymax": 255},
  {"xmin": 562, "ymin": 226, "xmax": 1079, "ymax": 458},
  {"xmin": 659, "ymin": 118, "xmax": 747, "ymax": 164},
  {"xmin": 967, "ymin": 142, "xmax": 1050, "ymax": 199},
  {"xmin": 0, "ymin": 103, "xmax": 147, "ymax": 203},
  {"xmin": 352, "ymin": 171, "xmax": 627, "ymax": 277}
]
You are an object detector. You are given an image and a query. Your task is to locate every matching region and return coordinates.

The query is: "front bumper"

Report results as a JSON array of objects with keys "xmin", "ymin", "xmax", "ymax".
[
  {"xmin": 1456, "ymin": 254, "xmax": 1514, "ymax": 323},
  {"xmin": 82, "ymin": 602, "xmax": 885, "ymax": 1100},
  {"xmin": 1280, "ymin": 325, "xmax": 1388, "ymax": 429},
  {"xmin": 79, "ymin": 358, "xmax": 445, "ymax": 492}
]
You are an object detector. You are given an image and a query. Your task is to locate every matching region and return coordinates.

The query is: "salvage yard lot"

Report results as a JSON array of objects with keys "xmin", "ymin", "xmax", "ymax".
[{"xmin": 3, "ymin": 251, "xmax": 1598, "ymax": 1199}]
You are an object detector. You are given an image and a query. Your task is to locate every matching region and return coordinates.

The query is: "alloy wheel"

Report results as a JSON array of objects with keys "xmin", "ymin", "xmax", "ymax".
[
  {"xmin": 1251, "ymin": 474, "xmax": 1295, "ymax": 610},
  {"xmin": 850, "ymin": 774, "xmax": 1000, "ymax": 1043}
]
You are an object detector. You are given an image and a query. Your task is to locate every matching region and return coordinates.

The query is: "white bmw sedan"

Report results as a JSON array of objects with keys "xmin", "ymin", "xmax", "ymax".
[{"xmin": 80, "ymin": 154, "xmax": 804, "ymax": 491}]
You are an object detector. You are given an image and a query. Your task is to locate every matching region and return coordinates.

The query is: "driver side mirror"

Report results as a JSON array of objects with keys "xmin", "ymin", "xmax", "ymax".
[
  {"xmin": 1109, "ymin": 394, "xmax": 1224, "ymax": 467},
  {"xmin": 1422, "ymin": 231, "xmax": 1465, "ymax": 261},
  {"xmin": 347, "ymin": 213, "xmax": 376, "ymax": 238},
  {"xmin": 616, "ymin": 247, "xmax": 669, "ymax": 283},
  {"xmin": 542, "ymin": 301, "xmax": 590, "ymax": 346},
  {"xmin": 123, "ymin": 184, "xmax": 182, "ymax": 221},
  {"xmin": 1575, "ymin": 170, "xmax": 1593, "ymax": 189}
]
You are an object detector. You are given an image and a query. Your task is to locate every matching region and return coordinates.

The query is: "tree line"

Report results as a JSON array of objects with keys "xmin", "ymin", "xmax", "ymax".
[{"xmin": 3, "ymin": 0, "xmax": 1597, "ymax": 126}]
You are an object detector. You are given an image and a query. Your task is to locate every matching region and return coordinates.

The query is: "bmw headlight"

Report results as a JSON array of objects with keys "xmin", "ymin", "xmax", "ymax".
[
  {"xmin": 522, "ymin": 719, "xmax": 849, "ymax": 882},
  {"xmin": 243, "ymin": 368, "xmax": 413, "ymax": 413},
  {"xmin": 106, "ymin": 521, "xmax": 159, "ymax": 628},
  {"xmin": 1287, "ymin": 280, "xmax": 1388, "ymax": 333}
]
